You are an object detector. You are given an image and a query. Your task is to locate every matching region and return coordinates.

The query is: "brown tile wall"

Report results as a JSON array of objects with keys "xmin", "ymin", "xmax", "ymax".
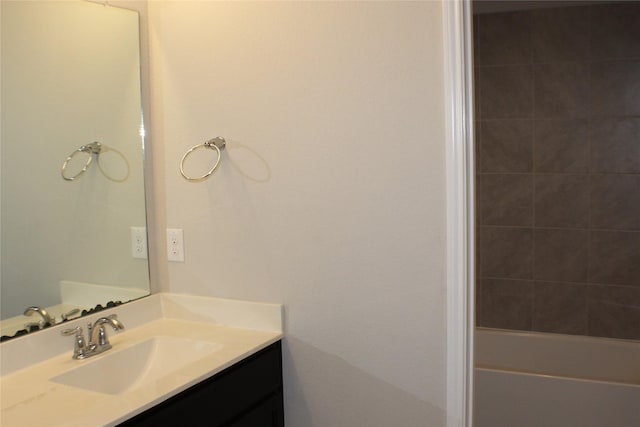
[{"xmin": 475, "ymin": 4, "xmax": 640, "ymax": 340}]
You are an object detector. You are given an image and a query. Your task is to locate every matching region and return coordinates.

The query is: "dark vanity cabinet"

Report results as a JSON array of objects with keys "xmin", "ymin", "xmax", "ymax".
[{"xmin": 120, "ymin": 341, "xmax": 284, "ymax": 427}]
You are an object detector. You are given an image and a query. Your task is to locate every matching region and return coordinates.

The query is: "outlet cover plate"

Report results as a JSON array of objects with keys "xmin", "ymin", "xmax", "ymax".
[{"xmin": 167, "ymin": 228, "xmax": 185, "ymax": 262}]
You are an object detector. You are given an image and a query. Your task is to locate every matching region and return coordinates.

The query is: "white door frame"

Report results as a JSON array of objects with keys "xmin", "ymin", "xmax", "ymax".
[{"xmin": 443, "ymin": 1, "xmax": 475, "ymax": 426}]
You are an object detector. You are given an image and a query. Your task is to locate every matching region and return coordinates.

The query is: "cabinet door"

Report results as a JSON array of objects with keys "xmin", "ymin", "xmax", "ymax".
[
  {"xmin": 225, "ymin": 394, "xmax": 284, "ymax": 427},
  {"xmin": 120, "ymin": 341, "xmax": 283, "ymax": 427}
]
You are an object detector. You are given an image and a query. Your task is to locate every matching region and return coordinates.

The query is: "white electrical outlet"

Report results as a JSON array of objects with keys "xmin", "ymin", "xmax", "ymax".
[
  {"xmin": 167, "ymin": 228, "xmax": 185, "ymax": 262},
  {"xmin": 130, "ymin": 227, "xmax": 148, "ymax": 259}
]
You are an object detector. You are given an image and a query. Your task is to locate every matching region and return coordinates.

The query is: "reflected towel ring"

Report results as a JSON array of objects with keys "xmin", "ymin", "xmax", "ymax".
[
  {"xmin": 180, "ymin": 136, "xmax": 226, "ymax": 182},
  {"xmin": 61, "ymin": 142, "xmax": 99, "ymax": 181},
  {"xmin": 61, "ymin": 141, "xmax": 130, "ymax": 182}
]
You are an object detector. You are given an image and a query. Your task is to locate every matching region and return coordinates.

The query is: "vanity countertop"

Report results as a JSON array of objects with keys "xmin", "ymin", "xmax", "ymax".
[{"xmin": 0, "ymin": 294, "xmax": 283, "ymax": 427}]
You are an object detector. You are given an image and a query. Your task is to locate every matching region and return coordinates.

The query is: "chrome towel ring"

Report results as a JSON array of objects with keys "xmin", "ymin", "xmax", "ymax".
[
  {"xmin": 62, "ymin": 143, "xmax": 95, "ymax": 181},
  {"xmin": 61, "ymin": 141, "xmax": 130, "ymax": 182},
  {"xmin": 180, "ymin": 136, "xmax": 226, "ymax": 182}
]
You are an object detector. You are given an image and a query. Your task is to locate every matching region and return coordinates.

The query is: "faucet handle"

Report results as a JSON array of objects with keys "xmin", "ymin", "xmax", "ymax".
[
  {"xmin": 61, "ymin": 308, "xmax": 80, "ymax": 322},
  {"xmin": 61, "ymin": 326, "xmax": 87, "ymax": 359},
  {"xmin": 61, "ymin": 326, "xmax": 82, "ymax": 337}
]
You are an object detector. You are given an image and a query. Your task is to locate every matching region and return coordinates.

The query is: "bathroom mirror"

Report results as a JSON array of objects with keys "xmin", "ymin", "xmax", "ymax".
[{"xmin": 0, "ymin": 0, "xmax": 150, "ymax": 339}]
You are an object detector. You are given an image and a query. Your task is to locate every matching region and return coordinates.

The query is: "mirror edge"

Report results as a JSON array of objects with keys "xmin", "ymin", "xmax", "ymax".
[{"xmin": 104, "ymin": 0, "xmax": 166, "ymax": 297}]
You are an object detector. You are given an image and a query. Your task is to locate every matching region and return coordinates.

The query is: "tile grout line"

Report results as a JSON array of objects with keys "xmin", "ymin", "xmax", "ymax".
[
  {"xmin": 529, "ymin": 11, "xmax": 536, "ymax": 331},
  {"xmin": 586, "ymin": 4, "xmax": 593, "ymax": 336}
]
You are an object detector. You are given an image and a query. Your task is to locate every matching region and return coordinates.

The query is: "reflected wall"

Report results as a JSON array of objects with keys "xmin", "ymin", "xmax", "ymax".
[{"xmin": 1, "ymin": 1, "xmax": 149, "ymax": 321}]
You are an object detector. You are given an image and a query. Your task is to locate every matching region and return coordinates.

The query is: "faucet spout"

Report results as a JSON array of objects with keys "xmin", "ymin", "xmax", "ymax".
[
  {"xmin": 24, "ymin": 306, "xmax": 54, "ymax": 327},
  {"xmin": 89, "ymin": 315, "xmax": 125, "ymax": 348}
]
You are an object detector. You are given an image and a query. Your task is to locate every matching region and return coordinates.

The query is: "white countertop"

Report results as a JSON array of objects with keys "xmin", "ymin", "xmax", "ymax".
[{"xmin": 0, "ymin": 293, "xmax": 283, "ymax": 427}]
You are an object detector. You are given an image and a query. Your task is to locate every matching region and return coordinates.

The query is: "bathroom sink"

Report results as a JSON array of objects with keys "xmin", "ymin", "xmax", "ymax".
[{"xmin": 51, "ymin": 336, "xmax": 222, "ymax": 395}]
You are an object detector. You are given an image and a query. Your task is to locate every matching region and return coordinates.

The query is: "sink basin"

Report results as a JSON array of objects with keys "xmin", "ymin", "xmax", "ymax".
[{"xmin": 51, "ymin": 336, "xmax": 222, "ymax": 395}]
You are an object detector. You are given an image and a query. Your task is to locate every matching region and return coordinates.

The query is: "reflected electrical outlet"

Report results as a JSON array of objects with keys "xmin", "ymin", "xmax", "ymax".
[{"xmin": 131, "ymin": 227, "xmax": 148, "ymax": 259}]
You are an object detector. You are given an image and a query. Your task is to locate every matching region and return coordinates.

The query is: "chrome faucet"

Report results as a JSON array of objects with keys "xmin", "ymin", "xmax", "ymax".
[
  {"xmin": 24, "ymin": 306, "xmax": 55, "ymax": 329},
  {"xmin": 62, "ymin": 314, "xmax": 125, "ymax": 360},
  {"xmin": 88, "ymin": 315, "xmax": 125, "ymax": 351},
  {"xmin": 25, "ymin": 307, "xmax": 81, "ymax": 330}
]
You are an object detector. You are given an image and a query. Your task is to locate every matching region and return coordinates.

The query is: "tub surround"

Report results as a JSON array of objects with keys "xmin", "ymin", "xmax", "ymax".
[
  {"xmin": 0, "ymin": 293, "xmax": 283, "ymax": 426},
  {"xmin": 475, "ymin": 3, "xmax": 640, "ymax": 340}
]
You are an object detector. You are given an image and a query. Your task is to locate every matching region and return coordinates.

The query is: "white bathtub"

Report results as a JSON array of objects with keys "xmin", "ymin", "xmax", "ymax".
[{"xmin": 474, "ymin": 328, "xmax": 640, "ymax": 427}]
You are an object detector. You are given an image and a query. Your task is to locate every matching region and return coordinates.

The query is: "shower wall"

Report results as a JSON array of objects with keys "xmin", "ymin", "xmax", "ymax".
[{"xmin": 475, "ymin": 3, "xmax": 640, "ymax": 340}]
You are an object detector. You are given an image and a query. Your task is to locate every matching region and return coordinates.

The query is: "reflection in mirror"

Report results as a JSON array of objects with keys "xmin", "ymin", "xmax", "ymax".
[{"xmin": 0, "ymin": 1, "xmax": 150, "ymax": 340}]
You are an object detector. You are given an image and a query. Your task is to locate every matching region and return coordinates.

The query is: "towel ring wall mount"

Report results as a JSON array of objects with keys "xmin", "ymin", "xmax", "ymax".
[{"xmin": 180, "ymin": 136, "xmax": 226, "ymax": 182}]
